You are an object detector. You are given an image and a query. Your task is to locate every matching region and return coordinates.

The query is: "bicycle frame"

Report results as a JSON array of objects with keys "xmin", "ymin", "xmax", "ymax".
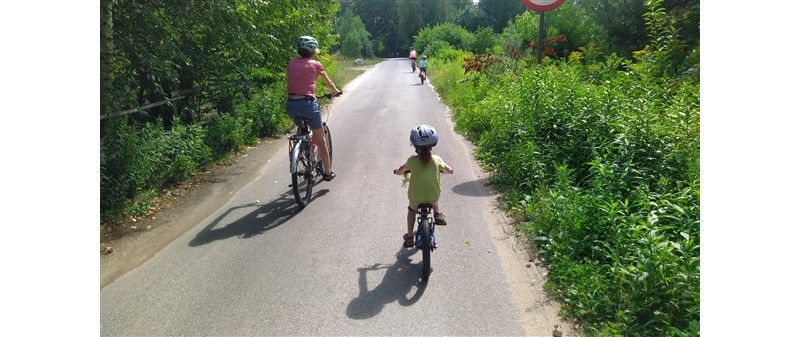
[
  {"xmin": 287, "ymin": 92, "xmax": 338, "ymax": 208},
  {"xmin": 288, "ymin": 130, "xmax": 312, "ymax": 174}
]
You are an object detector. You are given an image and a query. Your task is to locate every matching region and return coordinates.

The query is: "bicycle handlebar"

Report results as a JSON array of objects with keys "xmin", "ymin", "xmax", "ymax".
[
  {"xmin": 316, "ymin": 92, "xmax": 343, "ymax": 100},
  {"xmin": 393, "ymin": 169, "xmax": 451, "ymax": 174}
]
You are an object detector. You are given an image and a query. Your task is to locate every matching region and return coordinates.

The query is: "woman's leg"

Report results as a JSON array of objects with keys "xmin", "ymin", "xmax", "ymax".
[{"xmin": 311, "ymin": 126, "xmax": 331, "ymax": 174}]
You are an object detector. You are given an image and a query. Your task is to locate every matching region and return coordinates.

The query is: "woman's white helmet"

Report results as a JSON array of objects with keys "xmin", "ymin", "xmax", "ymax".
[
  {"xmin": 297, "ymin": 36, "xmax": 319, "ymax": 53},
  {"xmin": 410, "ymin": 124, "xmax": 438, "ymax": 147}
]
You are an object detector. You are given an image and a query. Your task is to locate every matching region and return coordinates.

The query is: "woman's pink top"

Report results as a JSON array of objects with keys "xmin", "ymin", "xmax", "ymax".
[{"xmin": 287, "ymin": 58, "xmax": 325, "ymax": 97}]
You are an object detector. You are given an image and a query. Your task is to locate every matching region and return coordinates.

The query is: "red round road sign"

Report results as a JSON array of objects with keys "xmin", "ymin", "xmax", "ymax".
[{"xmin": 520, "ymin": 0, "xmax": 566, "ymax": 12}]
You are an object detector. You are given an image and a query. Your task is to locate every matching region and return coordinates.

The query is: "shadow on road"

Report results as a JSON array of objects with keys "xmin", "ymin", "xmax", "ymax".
[
  {"xmin": 346, "ymin": 248, "xmax": 428, "ymax": 320},
  {"xmin": 451, "ymin": 177, "xmax": 495, "ymax": 197},
  {"xmin": 188, "ymin": 187, "xmax": 329, "ymax": 247}
]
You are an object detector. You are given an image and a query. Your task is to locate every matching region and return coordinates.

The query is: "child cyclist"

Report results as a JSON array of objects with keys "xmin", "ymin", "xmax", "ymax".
[
  {"xmin": 418, "ymin": 55, "xmax": 428, "ymax": 78},
  {"xmin": 393, "ymin": 125, "xmax": 454, "ymax": 248},
  {"xmin": 286, "ymin": 35, "xmax": 341, "ymax": 181}
]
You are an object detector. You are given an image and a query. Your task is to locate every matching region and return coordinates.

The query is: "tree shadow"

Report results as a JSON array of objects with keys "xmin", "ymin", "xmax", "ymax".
[
  {"xmin": 346, "ymin": 248, "xmax": 428, "ymax": 320},
  {"xmin": 451, "ymin": 177, "xmax": 495, "ymax": 197},
  {"xmin": 188, "ymin": 186, "xmax": 329, "ymax": 247}
]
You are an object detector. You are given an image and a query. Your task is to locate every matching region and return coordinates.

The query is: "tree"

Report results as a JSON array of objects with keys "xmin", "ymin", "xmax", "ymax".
[
  {"xmin": 107, "ymin": 0, "xmax": 339, "ymax": 127},
  {"xmin": 575, "ymin": 0, "xmax": 698, "ymax": 58},
  {"xmin": 336, "ymin": 8, "xmax": 374, "ymax": 58},
  {"xmin": 478, "ymin": 0, "xmax": 527, "ymax": 32},
  {"xmin": 579, "ymin": 0, "xmax": 649, "ymax": 57},
  {"xmin": 454, "ymin": 3, "xmax": 490, "ymax": 32},
  {"xmin": 341, "ymin": 0, "xmax": 400, "ymax": 56},
  {"xmin": 398, "ymin": 0, "xmax": 437, "ymax": 49},
  {"xmin": 100, "ymin": 0, "xmax": 113, "ymax": 117}
]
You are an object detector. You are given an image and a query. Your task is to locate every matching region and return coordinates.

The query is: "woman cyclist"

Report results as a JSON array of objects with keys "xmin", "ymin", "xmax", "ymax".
[
  {"xmin": 408, "ymin": 47, "xmax": 418, "ymax": 71},
  {"xmin": 286, "ymin": 36, "xmax": 341, "ymax": 181}
]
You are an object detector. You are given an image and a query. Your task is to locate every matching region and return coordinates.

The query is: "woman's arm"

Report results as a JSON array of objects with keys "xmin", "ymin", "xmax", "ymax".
[{"xmin": 320, "ymin": 71, "xmax": 341, "ymax": 95}]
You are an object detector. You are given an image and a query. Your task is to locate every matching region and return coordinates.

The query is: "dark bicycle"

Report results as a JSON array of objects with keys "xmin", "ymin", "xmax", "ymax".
[
  {"xmin": 413, "ymin": 203, "xmax": 437, "ymax": 281},
  {"xmin": 394, "ymin": 169, "xmax": 440, "ymax": 282},
  {"xmin": 288, "ymin": 93, "xmax": 336, "ymax": 208}
]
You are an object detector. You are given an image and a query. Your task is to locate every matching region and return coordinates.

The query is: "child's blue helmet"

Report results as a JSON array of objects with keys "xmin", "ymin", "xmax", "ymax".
[{"xmin": 410, "ymin": 124, "xmax": 438, "ymax": 147}]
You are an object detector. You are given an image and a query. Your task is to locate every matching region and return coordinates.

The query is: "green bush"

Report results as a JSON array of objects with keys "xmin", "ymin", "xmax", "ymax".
[
  {"xmin": 238, "ymin": 85, "xmax": 294, "ymax": 138},
  {"xmin": 101, "ymin": 118, "xmax": 211, "ymax": 223},
  {"xmin": 205, "ymin": 114, "xmax": 256, "ymax": 159},
  {"xmin": 414, "ymin": 22, "xmax": 474, "ymax": 55},
  {"xmin": 427, "ymin": 36, "xmax": 699, "ymax": 334},
  {"xmin": 472, "ymin": 26, "xmax": 498, "ymax": 54}
]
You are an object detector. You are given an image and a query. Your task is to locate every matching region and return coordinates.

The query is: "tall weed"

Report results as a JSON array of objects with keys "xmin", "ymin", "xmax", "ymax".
[
  {"xmin": 100, "ymin": 118, "xmax": 211, "ymax": 223},
  {"xmin": 429, "ymin": 32, "xmax": 699, "ymax": 334}
]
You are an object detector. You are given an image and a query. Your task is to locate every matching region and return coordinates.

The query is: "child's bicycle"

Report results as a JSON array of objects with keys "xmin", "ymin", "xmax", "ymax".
[
  {"xmin": 395, "ymin": 169, "xmax": 438, "ymax": 282},
  {"xmin": 288, "ymin": 93, "xmax": 338, "ymax": 208},
  {"xmin": 413, "ymin": 202, "xmax": 436, "ymax": 281}
]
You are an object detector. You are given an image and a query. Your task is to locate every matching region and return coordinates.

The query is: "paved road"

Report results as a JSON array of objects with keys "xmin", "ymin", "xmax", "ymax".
[{"xmin": 101, "ymin": 58, "xmax": 570, "ymax": 336}]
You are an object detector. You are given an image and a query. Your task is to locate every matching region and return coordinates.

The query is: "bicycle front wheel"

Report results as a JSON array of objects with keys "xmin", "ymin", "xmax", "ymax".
[
  {"xmin": 292, "ymin": 143, "xmax": 314, "ymax": 207},
  {"xmin": 419, "ymin": 217, "xmax": 432, "ymax": 281}
]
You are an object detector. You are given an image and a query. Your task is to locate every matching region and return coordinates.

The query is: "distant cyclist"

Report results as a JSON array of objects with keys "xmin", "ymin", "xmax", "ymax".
[
  {"xmin": 286, "ymin": 35, "xmax": 341, "ymax": 181},
  {"xmin": 393, "ymin": 125, "xmax": 454, "ymax": 248},
  {"xmin": 418, "ymin": 55, "xmax": 428, "ymax": 79},
  {"xmin": 408, "ymin": 47, "xmax": 418, "ymax": 71}
]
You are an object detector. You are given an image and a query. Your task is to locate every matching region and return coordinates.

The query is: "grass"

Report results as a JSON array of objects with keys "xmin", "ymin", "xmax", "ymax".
[{"xmin": 329, "ymin": 54, "xmax": 382, "ymax": 87}]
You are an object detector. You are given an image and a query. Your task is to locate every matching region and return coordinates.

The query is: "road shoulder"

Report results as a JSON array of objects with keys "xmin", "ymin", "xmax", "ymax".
[{"xmin": 100, "ymin": 137, "xmax": 286, "ymax": 288}]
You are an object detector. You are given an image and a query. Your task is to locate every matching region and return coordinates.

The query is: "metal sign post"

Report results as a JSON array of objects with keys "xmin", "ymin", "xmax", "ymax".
[{"xmin": 519, "ymin": 0, "xmax": 566, "ymax": 64}]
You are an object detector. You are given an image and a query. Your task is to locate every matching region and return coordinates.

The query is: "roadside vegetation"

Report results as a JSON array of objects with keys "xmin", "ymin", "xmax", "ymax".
[
  {"xmin": 100, "ymin": 1, "xmax": 377, "ymax": 230},
  {"xmin": 415, "ymin": 1, "xmax": 699, "ymax": 336}
]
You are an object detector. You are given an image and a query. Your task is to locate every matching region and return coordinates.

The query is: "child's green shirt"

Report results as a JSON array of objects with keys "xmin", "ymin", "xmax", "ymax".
[{"xmin": 405, "ymin": 155, "xmax": 447, "ymax": 204}]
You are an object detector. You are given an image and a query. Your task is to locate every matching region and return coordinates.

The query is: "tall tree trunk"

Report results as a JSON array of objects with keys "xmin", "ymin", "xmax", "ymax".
[{"xmin": 100, "ymin": 0, "xmax": 113, "ymax": 117}]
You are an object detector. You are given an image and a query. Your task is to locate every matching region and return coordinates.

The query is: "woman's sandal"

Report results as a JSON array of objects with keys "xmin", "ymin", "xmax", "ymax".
[
  {"xmin": 322, "ymin": 171, "xmax": 336, "ymax": 181},
  {"xmin": 403, "ymin": 233, "xmax": 414, "ymax": 248}
]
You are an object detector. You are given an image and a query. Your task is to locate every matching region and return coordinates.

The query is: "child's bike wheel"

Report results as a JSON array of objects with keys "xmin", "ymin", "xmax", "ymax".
[{"xmin": 419, "ymin": 217, "xmax": 432, "ymax": 281}]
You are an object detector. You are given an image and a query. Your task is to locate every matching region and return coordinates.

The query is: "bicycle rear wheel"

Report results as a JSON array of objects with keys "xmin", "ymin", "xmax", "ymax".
[
  {"xmin": 419, "ymin": 216, "xmax": 432, "ymax": 281},
  {"xmin": 292, "ymin": 143, "xmax": 314, "ymax": 207}
]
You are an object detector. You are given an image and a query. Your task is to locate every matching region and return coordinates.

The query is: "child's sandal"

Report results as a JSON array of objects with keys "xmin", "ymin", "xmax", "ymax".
[
  {"xmin": 322, "ymin": 171, "xmax": 336, "ymax": 181},
  {"xmin": 403, "ymin": 233, "xmax": 414, "ymax": 248},
  {"xmin": 434, "ymin": 212, "xmax": 447, "ymax": 226}
]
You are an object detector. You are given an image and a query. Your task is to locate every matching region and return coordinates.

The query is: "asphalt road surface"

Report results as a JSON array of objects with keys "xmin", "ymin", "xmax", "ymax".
[{"xmin": 100, "ymin": 58, "xmax": 573, "ymax": 336}]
